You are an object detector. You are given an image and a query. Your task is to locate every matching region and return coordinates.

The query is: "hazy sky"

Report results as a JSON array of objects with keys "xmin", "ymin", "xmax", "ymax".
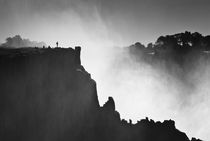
[
  {"xmin": 0, "ymin": 0, "xmax": 210, "ymax": 46},
  {"xmin": 1, "ymin": 0, "xmax": 210, "ymax": 140}
]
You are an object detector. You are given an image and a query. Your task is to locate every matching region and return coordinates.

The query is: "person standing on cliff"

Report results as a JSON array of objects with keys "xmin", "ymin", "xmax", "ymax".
[{"xmin": 56, "ymin": 42, "xmax": 58, "ymax": 48}]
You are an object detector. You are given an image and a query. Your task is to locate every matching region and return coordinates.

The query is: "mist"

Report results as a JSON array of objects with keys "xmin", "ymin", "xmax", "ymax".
[
  {"xmin": 82, "ymin": 44, "xmax": 210, "ymax": 140},
  {"xmin": 0, "ymin": 0, "xmax": 125, "ymax": 48}
]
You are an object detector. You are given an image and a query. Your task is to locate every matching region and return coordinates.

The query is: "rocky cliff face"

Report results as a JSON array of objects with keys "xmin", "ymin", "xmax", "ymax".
[{"xmin": 0, "ymin": 47, "xmax": 201, "ymax": 141}]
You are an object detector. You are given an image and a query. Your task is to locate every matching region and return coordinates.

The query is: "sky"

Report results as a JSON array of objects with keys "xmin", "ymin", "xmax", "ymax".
[
  {"xmin": 0, "ymin": 0, "xmax": 210, "ymax": 140},
  {"xmin": 0, "ymin": 0, "xmax": 210, "ymax": 46}
]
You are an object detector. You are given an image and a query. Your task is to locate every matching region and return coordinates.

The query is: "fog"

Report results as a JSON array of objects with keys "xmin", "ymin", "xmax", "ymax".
[{"xmin": 82, "ymin": 46, "xmax": 210, "ymax": 140}]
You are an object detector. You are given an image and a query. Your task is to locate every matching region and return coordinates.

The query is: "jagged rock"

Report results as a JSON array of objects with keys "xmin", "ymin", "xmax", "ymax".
[
  {"xmin": 103, "ymin": 96, "xmax": 115, "ymax": 111},
  {"xmin": 74, "ymin": 46, "xmax": 81, "ymax": 65},
  {"xmin": 0, "ymin": 47, "xmax": 201, "ymax": 141}
]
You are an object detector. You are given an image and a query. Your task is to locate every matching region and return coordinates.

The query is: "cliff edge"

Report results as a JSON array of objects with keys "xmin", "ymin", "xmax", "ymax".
[{"xmin": 0, "ymin": 47, "xmax": 201, "ymax": 141}]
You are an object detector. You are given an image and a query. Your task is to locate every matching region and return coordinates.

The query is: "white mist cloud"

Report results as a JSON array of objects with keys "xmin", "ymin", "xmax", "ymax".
[{"xmin": 83, "ymin": 47, "xmax": 210, "ymax": 141}]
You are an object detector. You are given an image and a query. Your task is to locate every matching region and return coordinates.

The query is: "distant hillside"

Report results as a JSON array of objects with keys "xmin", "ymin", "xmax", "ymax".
[
  {"xmin": 0, "ymin": 46, "xmax": 202, "ymax": 141},
  {"xmin": 125, "ymin": 31, "xmax": 210, "ymax": 86},
  {"xmin": 0, "ymin": 35, "xmax": 47, "ymax": 48},
  {"xmin": 128, "ymin": 31, "xmax": 210, "ymax": 55}
]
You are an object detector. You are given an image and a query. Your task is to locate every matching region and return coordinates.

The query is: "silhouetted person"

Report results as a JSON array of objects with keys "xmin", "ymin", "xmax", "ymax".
[{"xmin": 56, "ymin": 42, "xmax": 58, "ymax": 48}]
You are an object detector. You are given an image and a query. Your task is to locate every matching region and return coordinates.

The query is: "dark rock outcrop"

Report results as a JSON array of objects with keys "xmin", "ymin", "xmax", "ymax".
[{"xmin": 0, "ymin": 47, "xmax": 202, "ymax": 141}]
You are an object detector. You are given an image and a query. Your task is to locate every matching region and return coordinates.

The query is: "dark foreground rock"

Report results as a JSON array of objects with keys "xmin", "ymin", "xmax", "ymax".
[{"xmin": 0, "ymin": 47, "xmax": 201, "ymax": 141}]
